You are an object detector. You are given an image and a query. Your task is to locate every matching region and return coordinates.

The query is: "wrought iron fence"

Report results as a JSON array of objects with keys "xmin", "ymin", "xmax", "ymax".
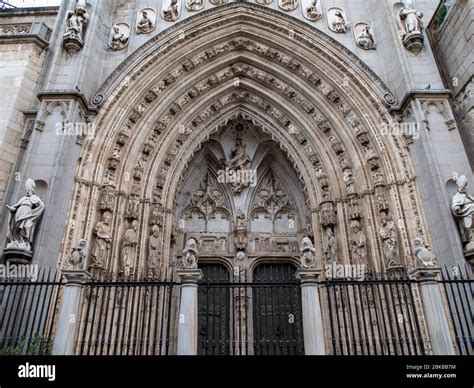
[
  {"xmin": 78, "ymin": 278, "xmax": 178, "ymax": 355},
  {"xmin": 440, "ymin": 267, "xmax": 473, "ymax": 355},
  {"xmin": 320, "ymin": 277, "xmax": 426, "ymax": 356},
  {"xmin": 0, "ymin": 268, "xmax": 62, "ymax": 355}
]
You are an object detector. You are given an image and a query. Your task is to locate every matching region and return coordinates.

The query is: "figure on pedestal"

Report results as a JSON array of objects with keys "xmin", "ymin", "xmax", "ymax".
[
  {"xmin": 5, "ymin": 179, "xmax": 45, "ymax": 260},
  {"xmin": 300, "ymin": 237, "xmax": 317, "ymax": 269},
  {"xmin": 121, "ymin": 220, "xmax": 139, "ymax": 276},
  {"xmin": 182, "ymin": 238, "xmax": 198, "ymax": 270},
  {"xmin": 63, "ymin": 0, "xmax": 89, "ymax": 53},
  {"xmin": 399, "ymin": 3, "xmax": 424, "ymax": 54},
  {"xmin": 380, "ymin": 211, "xmax": 400, "ymax": 267},
  {"xmin": 413, "ymin": 237, "xmax": 437, "ymax": 268},
  {"xmin": 90, "ymin": 211, "xmax": 112, "ymax": 271},
  {"xmin": 451, "ymin": 173, "xmax": 474, "ymax": 252}
]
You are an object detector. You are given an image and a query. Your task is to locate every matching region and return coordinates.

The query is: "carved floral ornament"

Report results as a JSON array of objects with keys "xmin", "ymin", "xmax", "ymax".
[{"xmin": 63, "ymin": 8, "xmax": 429, "ymax": 275}]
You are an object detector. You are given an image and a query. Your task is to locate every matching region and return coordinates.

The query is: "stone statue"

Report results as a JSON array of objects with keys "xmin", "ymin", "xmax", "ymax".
[
  {"xmin": 148, "ymin": 225, "xmax": 161, "ymax": 278},
  {"xmin": 349, "ymin": 220, "xmax": 367, "ymax": 264},
  {"xmin": 356, "ymin": 25, "xmax": 376, "ymax": 50},
  {"xmin": 65, "ymin": 239, "xmax": 87, "ymax": 270},
  {"xmin": 182, "ymin": 238, "xmax": 198, "ymax": 269},
  {"xmin": 304, "ymin": 0, "xmax": 322, "ymax": 22},
  {"xmin": 324, "ymin": 228, "xmax": 337, "ymax": 263},
  {"xmin": 379, "ymin": 212, "xmax": 400, "ymax": 267},
  {"xmin": 451, "ymin": 173, "xmax": 474, "ymax": 251},
  {"xmin": 5, "ymin": 178, "xmax": 45, "ymax": 254},
  {"xmin": 400, "ymin": 5, "xmax": 424, "ymax": 34},
  {"xmin": 99, "ymin": 183, "xmax": 115, "ymax": 212},
  {"xmin": 162, "ymin": 0, "xmax": 180, "ymax": 21},
  {"xmin": 121, "ymin": 220, "xmax": 139, "ymax": 276},
  {"xmin": 64, "ymin": 0, "xmax": 89, "ymax": 40},
  {"xmin": 126, "ymin": 194, "xmax": 140, "ymax": 220},
  {"xmin": 278, "ymin": 0, "xmax": 298, "ymax": 11},
  {"xmin": 300, "ymin": 237, "xmax": 317, "ymax": 269},
  {"xmin": 235, "ymin": 210, "xmax": 248, "ymax": 251},
  {"xmin": 186, "ymin": 0, "xmax": 204, "ymax": 11},
  {"xmin": 413, "ymin": 237, "xmax": 436, "ymax": 268},
  {"xmin": 110, "ymin": 24, "xmax": 129, "ymax": 50},
  {"xmin": 136, "ymin": 10, "xmax": 155, "ymax": 34},
  {"xmin": 90, "ymin": 211, "xmax": 112, "ymax": 270},
  {"xmin": 225, "ymin": 138, "xmax": 252, "ymax": 194},
  {"xmin": 331, "ymin": 9, "xmax": 348, "ymax": 33}
]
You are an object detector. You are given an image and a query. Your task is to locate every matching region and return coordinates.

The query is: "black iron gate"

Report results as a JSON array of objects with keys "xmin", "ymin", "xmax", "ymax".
[
  {"xmin": 197, "ymin": 263, "xmax": 304, "ymax": 355},
  {"xmin": 252, "ymin": 263, "xmax": 304, "ymax": 355}
]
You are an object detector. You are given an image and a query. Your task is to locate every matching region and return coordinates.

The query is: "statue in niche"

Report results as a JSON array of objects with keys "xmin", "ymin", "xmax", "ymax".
[
  {"xmin": 63, "ymin": 0, "xmax": 89, "ymax": 52},
  {"xmin": 109, "ymin": 24, "xmax": 130, "ymax": 50},
  {"xmin": 300, "ymin": 237, "xmax": 317, "ymax": 269},
  {"xmin": 235, "ymin": 210, "xmax": 248, "ymax": 251},
  {"xmin": 355, "ymin": 24, "xmax": 376, "ymax": 50},
  {"xmin": 90, "ymin": 211, "xmax": 112, "ymax": 270},
  {"xmin": 379, "ymin": 211, "xmax": 400, "ymax": 267},
  {"xmin": 324, "ymin": 228, "xmax": 337, "ymax": 264},
  {"xmin": 349, "ymin": 220, "xmax": 367, "ymax": 265},
  {"xmin": 99, "ymin": 183, "xmax": 115, "ymax": 212},
  {"xmin": 5, "ymin": 179, "xmax": 45, "ymax": 255},
  {"xmin": 148, "ymin": 225, "xmax": 161, "ymax": 278},
  {"xmin": 400, "ymin": 4, "xmax": 424, "ymax": 34},
  {"xmin": 330, "ymin": 9, "xmax": 348, "ymax": 33},
  {"xmin": 451, "ymin": 173, "xmax": 474, "ymax": 251},
  {"xmin": 126, "ymin": 194, "xmax": 140, "ymax": 220},
  {"xmin": 121, "ymin": 220, "xmax": 139, "ymax": 276},
  {"xmin": 186, "ymin": 0, "xmax": 204, "ymax": 11},
  {"xmin": 182, "ymin": 238, "xmax": 198, "ymax": 269},
  {"xmin": 413, "ymin": 237, "xmax": 437, "ymax": 268},
  {"xmin": 162, "ymin": 0, "xmax": 180, "ymax": 21},
  {"xmin": 136, "ymin": 9, "xmax": 155, "ymax": 34},
  {"xmin": 65, "ymin": 239, "xmax": 87, "ymax": 270},
  {"xmin": 303, "ymin": 0, "xmax": 322, "ymax": 22},
  {"xmin": 225, "ymin": 138, "xmax": 252, "ymax": 194},
  {"xmin": 278, "ymin": 0, "xmax": 298, "ymax": 11}
]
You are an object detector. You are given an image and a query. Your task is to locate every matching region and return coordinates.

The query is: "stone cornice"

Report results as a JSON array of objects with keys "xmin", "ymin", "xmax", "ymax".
[
  {"xmin": 391, "ymin": 89, "xmax": 453, "ymax": 113},
  {"xmin": 36, "ymin": 90, "xmax": 99, "ymax": 115},
  {"xmin": 0, "ymin": 21, "xmax": 51, "ymax": 49}
]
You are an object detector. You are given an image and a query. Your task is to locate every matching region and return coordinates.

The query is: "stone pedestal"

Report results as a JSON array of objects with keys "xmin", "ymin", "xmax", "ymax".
[
  {"xmin": 52, "ymin": 269, "xmax": 91, "ymax": 355},
  {"xmin": 176, "ymin": 269, "xmax": 203, "ymax": 355},
  {"xmin": 296, "ymin": 269, "xmax": 326, "ymax": 355},
  {"xmin": 402, "ymin": 32, "xmax": 424, "ymax": 54},
  {"xmin": 409, "ymin": 267, "xmax": 455, "ymax": 355}
]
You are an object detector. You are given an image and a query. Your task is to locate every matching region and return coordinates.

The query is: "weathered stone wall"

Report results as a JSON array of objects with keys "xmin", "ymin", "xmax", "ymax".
[{"xmin": 429, "ymin": 0, "xmax": 474, "ymax": 170}]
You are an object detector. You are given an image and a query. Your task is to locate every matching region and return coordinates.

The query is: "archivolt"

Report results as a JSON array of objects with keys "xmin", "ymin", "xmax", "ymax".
[{"xmin": 63, "ymin": 4, "xmax": 429, "ymax": 276}]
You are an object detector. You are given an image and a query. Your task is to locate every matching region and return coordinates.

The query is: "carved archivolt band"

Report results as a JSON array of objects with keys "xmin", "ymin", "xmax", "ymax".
[{"xmin": 61, "ymin": 6, "xmax": 429, "ymax": 277}]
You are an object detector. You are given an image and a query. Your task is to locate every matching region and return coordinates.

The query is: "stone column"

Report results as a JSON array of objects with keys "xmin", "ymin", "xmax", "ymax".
[
  {"xmin": 409, "ymin": 267, "xmax": 455, "ymax": 355},
  {"xmin": 176, "ymin": 269, "xmax": 203, "ymax": 355},
  {"xmin": 52, "ymin": 269, "xmax": 91, "ymax": 355},
  {"xmin": 296, "ymin": 269, "xmax": 326, "ymax": 355}
]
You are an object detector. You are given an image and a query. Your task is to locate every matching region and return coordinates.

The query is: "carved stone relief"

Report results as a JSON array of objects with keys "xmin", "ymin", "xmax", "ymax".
[
  {"xmin": 136, "ymin": 8, "xmax": 156, "ymax": 34},
  {"xmin": 109, "ymin": 23, "xmax": 130, "ymax": 51},
  {"xmin": 327, "ymin": 7, "xmax": 349, "ymax": 34}
]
